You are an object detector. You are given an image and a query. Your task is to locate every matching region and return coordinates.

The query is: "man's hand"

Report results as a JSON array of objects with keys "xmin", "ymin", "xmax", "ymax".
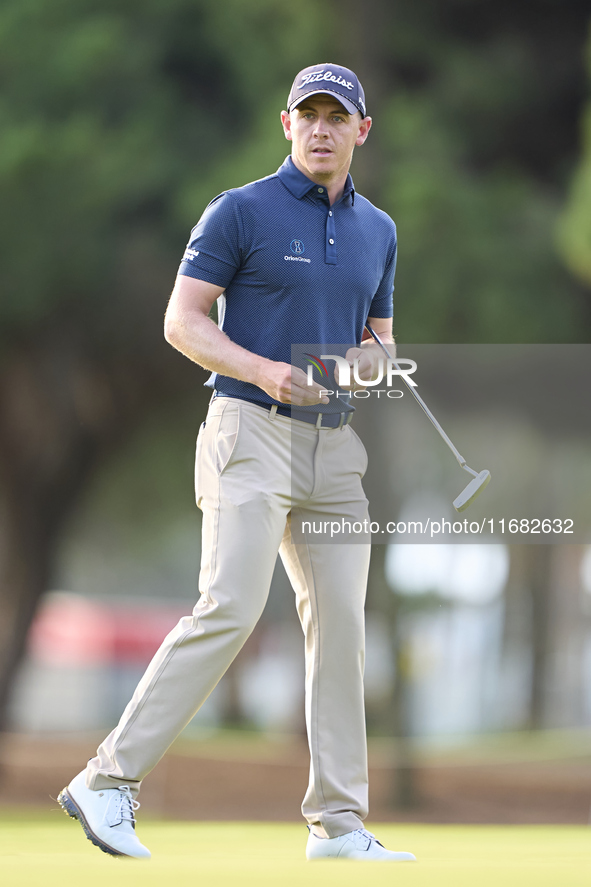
[
  {"xmin": 344, "ymin": 346, "xmax": 372, "ymax": 388},
  {"xmin": 340, "ymin": 344, "xmax": 386, "ymax": 390},
  {"xmin": 258, "ymin": 362, "xmax": 330, "ymax": 406}
]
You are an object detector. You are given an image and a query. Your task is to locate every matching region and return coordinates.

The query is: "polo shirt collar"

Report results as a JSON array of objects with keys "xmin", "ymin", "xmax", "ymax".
[{"xmin": 277, "ymin": 155, "xmax": 355, "ymax": 204}]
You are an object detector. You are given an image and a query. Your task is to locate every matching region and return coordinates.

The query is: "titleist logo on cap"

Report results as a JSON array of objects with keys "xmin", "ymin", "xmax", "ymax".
[
  {"xmin": 288, "ymin": 63, "xmax": 367, "ymax": 117},
  {"xmin": 300, "ymin": 70, "xmax": 354, "ymax": 91},
  {"xmin": 287, "ymin": 62, "xmax": 365, "ymax": 117}
]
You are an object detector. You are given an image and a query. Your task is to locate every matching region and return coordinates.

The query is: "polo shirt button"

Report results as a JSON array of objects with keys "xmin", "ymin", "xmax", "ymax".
[
  {"xmin": 318, "ymin": 187, "xmax": 324, "ymax": 193},
  {"xmin": 329, "ymin": 211, "xmax": 333, "ymax": 216},
  {"xmin": 329, "ymin": 238, "xmax": 334, "ymax": 245}
]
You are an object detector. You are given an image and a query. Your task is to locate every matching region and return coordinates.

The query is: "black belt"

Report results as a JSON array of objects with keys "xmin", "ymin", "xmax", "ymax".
[{"xmin": 261, "ymin": 402, "xmax": 353, "ymax": 429}]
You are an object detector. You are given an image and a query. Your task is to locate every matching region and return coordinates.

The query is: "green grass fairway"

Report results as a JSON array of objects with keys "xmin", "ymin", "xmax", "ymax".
[{"xmin": 1, "ymin": 812, "xmax": 590, "ymax": 887}]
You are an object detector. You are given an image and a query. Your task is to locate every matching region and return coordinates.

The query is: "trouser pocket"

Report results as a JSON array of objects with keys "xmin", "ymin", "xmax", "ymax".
[
  {"xmin": 214, "ymin": 404, "xmax": 240, "ymax": 476},
  {"xmin": 195, "ymin": 403, "xmax": 241, "ymax": 508},
  {"xmin": 194, "ymin": 420, "xmax": 206, "ymax": 508}
]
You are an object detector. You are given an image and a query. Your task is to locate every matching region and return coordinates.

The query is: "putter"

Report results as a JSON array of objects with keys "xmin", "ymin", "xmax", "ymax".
[{"xmin": 364, "ymin": 325, "xmax": 491, "ymax": 512}]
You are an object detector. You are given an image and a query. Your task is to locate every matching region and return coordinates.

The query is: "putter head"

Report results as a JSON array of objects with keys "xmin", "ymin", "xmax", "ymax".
[{"xmin": 453, "ymin": 469, "xmax": 491, "ymax": 512}]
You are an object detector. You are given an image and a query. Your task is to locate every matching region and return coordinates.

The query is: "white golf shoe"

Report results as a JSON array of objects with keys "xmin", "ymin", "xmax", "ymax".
[
  {"xmin": 58, "ymin": 770, "xmax": 151, "ymax": 859},
  {"xmin": 306, "ymin": 827, "xmax": 416, "ymax": 861}
]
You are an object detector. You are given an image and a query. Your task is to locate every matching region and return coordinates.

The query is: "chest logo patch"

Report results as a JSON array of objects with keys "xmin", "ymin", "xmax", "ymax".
[{"xmin": 290, "ymin": 239, "xmax": 305, "ymax": 255}]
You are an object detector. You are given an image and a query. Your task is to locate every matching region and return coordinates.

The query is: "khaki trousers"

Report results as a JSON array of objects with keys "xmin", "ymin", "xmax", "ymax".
[{"xmin": 86, "ymin": 397, "xmax": 371, "ymax": 838}]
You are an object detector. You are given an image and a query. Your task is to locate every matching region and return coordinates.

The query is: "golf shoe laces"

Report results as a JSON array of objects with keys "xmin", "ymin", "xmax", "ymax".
[
  {"xmin": 352, "ymin": 828, "xmax": 384, "ymax": 849},
  {"xmin": 113, "ymin": 785, "xmax": 140, "ymax": 827}
]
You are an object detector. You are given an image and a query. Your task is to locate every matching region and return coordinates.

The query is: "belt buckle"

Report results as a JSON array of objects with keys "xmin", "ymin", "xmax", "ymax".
[{"xmin": 315, "ymin": 411, "xmax": 351, "ymax": 430}]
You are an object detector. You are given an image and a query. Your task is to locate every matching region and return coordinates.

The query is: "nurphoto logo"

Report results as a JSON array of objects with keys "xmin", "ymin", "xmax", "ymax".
[{"xmin": 306, "ymin": 354, "xmax": 418, "ymax": 389}]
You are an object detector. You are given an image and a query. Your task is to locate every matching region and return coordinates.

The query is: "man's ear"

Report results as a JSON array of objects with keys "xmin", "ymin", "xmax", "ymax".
[
  {"xmin": 280, "ymin": 110, "xmax": 293, "ymax": 141},
  {"xmin": 356, "ymin": 116, "xmax": 372, "ymax": 147}
]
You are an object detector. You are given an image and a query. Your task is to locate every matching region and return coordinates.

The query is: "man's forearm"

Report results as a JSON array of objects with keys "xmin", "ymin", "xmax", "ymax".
[
  {"xmin": 164, "ymin": 308, "xmax": 270, "ymax": 389},
  {"xmin": 164, "ymin": 305, "xmax": 328, "ymax": 406}
]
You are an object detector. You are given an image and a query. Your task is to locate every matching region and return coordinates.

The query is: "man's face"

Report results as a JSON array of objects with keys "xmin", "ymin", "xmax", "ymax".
[{"xmin": 280, "ymin": 94, "xmax": 371, "ymax": 184}]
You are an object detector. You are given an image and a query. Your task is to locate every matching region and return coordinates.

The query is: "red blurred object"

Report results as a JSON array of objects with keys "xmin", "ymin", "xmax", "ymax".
[
  {"xmin": 28, "ymin": 593, "xmax": 188, "ymax": 666},
  {"xmin": 111, "ymin": 607, "xmax": 187, "ymax": 664}
]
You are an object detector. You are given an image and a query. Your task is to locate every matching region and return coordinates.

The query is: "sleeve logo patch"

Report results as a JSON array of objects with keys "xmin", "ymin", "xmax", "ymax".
[{"xmin": 183, "ymin": 248, "xmax": 200, "ymax": 261}]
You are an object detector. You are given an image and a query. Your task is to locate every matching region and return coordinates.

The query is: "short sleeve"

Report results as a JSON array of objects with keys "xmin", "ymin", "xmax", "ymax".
[
  {"xmin": 368, "ymin": 222, "xmax": 397, "ymax": 318},
  {"xmin": 178, "ymin": 192, "xmax": 244, "ymax": 288}
]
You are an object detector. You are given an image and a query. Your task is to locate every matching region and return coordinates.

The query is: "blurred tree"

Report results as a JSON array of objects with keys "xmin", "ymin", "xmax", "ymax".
[
  {"xmin": 503, "ymin": 546, "xmax": 553, "ymax": 730},
  {"xmin": 334, "ymin": 0, "xmax": 591, "ymax": 342},
  {"xmin": 503, "ymin": 545, "xmax": 588, "ymax": 730},
  {"xmin": 557, "ymin": 19, "xmax": 591, "ymax": 286}
]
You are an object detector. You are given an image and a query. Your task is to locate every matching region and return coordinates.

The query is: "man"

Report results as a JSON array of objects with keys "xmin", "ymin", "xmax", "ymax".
[{"xmin": 58, "ymin": 63, "xmax": 415, "ymax": 863}]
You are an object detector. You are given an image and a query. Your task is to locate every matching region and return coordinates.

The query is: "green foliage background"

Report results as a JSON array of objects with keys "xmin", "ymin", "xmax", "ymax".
[{"xmin": 2, "ymin": 0, "xmax": 588, "ymax": 346}]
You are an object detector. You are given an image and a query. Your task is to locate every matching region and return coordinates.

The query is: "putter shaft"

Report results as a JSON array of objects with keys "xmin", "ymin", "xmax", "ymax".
[{"xmin": 364, "ymin": 325, "xmax": 478, "ymax": 478}]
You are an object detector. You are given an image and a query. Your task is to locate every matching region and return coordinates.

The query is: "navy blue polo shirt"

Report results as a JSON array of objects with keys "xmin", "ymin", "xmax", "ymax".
[{"xmin": 178, "ymin": 155, "xmax": 396, "ymax": 407}]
